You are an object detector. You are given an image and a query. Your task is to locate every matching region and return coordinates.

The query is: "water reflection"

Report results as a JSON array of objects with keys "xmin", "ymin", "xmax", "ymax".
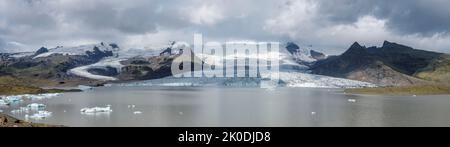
[{"xmin": 2, "ymin": 86, "xmax": 450, "ymax": 127}]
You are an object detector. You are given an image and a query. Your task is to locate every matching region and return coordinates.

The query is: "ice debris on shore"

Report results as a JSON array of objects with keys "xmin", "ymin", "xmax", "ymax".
[
  {"xmin": 0, "ymin": 93, "xmax": 61, "ymax": 104},
  {"xmin": 78, "ymin": 85, "xmax": 94, "ymax": 91},
  {"xmin": 81, "ymin": 106, "xmax": 113, "ymax": 114}
]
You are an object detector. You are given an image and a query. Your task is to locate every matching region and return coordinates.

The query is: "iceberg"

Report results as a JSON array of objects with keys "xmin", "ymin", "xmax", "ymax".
[
  {"xmin": 27, "ymin": 103, "xmax": 46, "ymax": 110},
  {"xmin": 26, "ymin": 111, "xmax": 52, "ymax": 120},
  {"xmin": 11, "ymin": 107, "xmax": 31, "ymax": 114},
  {"xmin": 81, "ymin": 106, "xmax": 113, "ymax": 114},
  {"xmin": 3, "ymin": 96, "xmax": 23, "ymax": 104},
  {"xmin": 0, "ymin": 99, "xmax": 9, "ymax": 106}
]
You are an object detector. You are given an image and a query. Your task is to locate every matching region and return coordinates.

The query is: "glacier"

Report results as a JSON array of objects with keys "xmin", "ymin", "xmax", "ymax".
[
  {"xmin": 117, "ymin": 70, "xmax": 376, "ymax": 89},
  {"xmin": 69, "ymin": 58, "xmax": 124, "ymax": 81},
  {"xmin": 66, "ymin": 41, "xmax": 377, "ymax": 88}
]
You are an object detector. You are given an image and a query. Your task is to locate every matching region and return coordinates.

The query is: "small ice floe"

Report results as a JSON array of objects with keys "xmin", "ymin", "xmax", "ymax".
[
  {"xmin": 133, "ymin": 111, "xmax": 143, "ymax": 114},
  {"xmin": 26, "ymin": 111, "xmax": 52, "ymax": 120},
  {"xmin": 412, "ymin": 95, "xmax": 417, "ymax": 97},
  {"xmin": 11, "ymin": 107, "xmax": 31, "ymax": 114},
  {"xmin": 348, "ymin": 99, "xmax": 357, "ymax": 103},
  {"xmin": 311, "ymin": 112, "xmax": 316, "ymax": 115},
  {"xmin": 128, "ymin": 105, "xmax": 136, "ymax": 109},
  {"xmin": 179, "ymin": 112, "xmax": 184, "ymax": 115},
  {"xmin": 27, "ymin": 103, "xmax": 46, "ymax": 110},
  {"xmin": 0, "ymin": 99, "xmax": 9, "ymax": 106},
  {"xmin": 3, "ymin": 96, "xmax": 22, "ymax": 104},
  {"xmin": 78, "ymin": 85, "xmax": 94, "ymax": 91},
  {"xmin": 80, "ymin": 106, "xmax": 112, "ymax": 114}
]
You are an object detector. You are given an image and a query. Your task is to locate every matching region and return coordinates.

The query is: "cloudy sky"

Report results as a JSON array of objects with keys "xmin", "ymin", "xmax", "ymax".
[{"xmin": 1, "ymin": 0, "xmax": 450, "ymax": 54}]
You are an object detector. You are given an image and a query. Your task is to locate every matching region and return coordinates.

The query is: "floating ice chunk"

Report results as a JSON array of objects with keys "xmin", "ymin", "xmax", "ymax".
[
  {"xmin": 78, "ymin": 85, "xmax": 94, "ymax": 91},
  {"xmin": 128, "ymin": 105, "xmax": 136, "ymax": 109},
  {"xmin": 311, "ymin": 112, "xmax": 316, "ymax": 115},
  {"xmin": 81, "ymin": 106, "xmax": 112, "ymax": 114},
  {"xmin": 27, "ymin": 103, "xmax": 46, "ymax": 110},
  {"xmin": 133, "ymin": 111, "xmax": 143, "ymax": 114},
  {"xmin": 348, "ymin": 99, "xmax": 357, "ymax": 103},
  {"xmin": 26, "ymin": 111, "xmax": 52, "ymax": 120},
  {"xmin": 4, "ymin": 96, "xmax": 22, "ymax": 103},
  {"xmin": 412, "ymin": 95, "xmax": 417, "ymax": 97},
  {"xmin": 0, "ymin": 99, "xmax": 9, "ymax": 106},
  {"xmin": 11, "ymin": 107, "xmax": 31, "ymax": 114},
  {"xmin": 179, "ymin": 112, "xmax": 184, "ymax": 115}
]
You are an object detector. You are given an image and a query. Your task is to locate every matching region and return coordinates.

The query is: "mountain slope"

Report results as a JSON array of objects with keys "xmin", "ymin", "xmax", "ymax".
[
  {"xmin": 0, "ymin": 43, "xmax": 119, "ymax": 86},
  {"xmin": 311, "ymin": 42, "xmax": 436, "ymax": 86},
  {"xmin": 415, "ymin": 54, "xmax": 450, "ymax": 83}
]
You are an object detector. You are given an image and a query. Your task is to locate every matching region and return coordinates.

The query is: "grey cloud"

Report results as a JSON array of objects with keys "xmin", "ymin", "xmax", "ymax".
[
  {"xmin": 314, "ymin": 0, "xmax": 450, "ymax": 36},
  {"xmin": 1, "ymin": 0, "xmax": 450, "ymax": 54}
]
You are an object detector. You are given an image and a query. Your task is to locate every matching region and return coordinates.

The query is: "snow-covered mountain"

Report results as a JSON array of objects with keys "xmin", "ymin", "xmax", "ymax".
[
  {"xmin": 7, "ymin": 41, "xmax": 374, "ymax": 88},
  {"xmin": 33, "ymin": 42, "xmax": 119, "ymax": 59}
]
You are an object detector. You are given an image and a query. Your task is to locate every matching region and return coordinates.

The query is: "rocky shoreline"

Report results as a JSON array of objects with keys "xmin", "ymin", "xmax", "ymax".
[{"xmin": 0, "ymin": 113, "xmax": 63, "ymax": 127}]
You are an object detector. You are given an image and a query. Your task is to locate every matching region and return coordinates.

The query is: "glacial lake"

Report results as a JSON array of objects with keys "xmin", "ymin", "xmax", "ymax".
[{"xmin": 2, "ymin": 86, "xmax": 450, "ymax": 127}]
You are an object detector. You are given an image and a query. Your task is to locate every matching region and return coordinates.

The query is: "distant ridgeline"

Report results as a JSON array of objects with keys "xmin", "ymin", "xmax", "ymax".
[
  {"xmin": 311, "ymin": 41, "xmax": 450, "ymax": 86},
  {"xmin": 0, "ymin": 40, "xmax": 448, "ymax": 88}
]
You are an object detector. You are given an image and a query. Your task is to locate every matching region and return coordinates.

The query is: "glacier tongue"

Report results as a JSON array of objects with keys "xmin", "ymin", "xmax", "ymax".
[
  {"xmin": 278, "ymin": 71, "xmax": 376, "ymax": 88},
  {"xmin": 68, "ymin": 58, "xmax": 124, "ymax": 81},
  {"xmin": 116, "ymin": 70, "xmax": 376, "ymax": 88}
]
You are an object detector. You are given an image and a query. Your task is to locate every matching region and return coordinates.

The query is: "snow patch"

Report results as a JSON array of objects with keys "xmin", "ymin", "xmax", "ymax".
[{"xmin": 33, "ymin": 43, "xmax": 119, "ymax": 59}]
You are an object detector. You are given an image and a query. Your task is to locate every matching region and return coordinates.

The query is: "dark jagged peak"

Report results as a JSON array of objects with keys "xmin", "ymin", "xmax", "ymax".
[
  {"xmin": 310, "ymin": 50, "xmax": 326, "ymax": 60},
  {"xmin": 351, "ymin": 42, "xmax": 363, "ymax": 48},
  {"xmin": 35, "ymin": 47, "xmax": 49, "ymax": 55},
  {"xmin": 286, "ymin": 42, "xmax": 300, "ymax": 54},
  {"xmin": 109, "ymin": 43, "xmax": 119, "ymax": 49},
  {"xmin": 342, "ymin": 42, "xmax": 367, "ymax": 56},
  {"xmin": 381, "ymin": 40, "xmax": 413, "ymax": 51}
]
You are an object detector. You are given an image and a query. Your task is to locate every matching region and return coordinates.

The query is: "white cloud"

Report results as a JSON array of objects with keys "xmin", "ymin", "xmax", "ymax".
[{"xmin": 185, "ymin": 4, "xmax": 225, "ymax": 26}]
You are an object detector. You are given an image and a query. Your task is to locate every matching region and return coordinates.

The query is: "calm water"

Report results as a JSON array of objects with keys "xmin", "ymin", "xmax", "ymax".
[{"xmin": 3, "ymin": 86, "xmax": 450, "ymax": 127}]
